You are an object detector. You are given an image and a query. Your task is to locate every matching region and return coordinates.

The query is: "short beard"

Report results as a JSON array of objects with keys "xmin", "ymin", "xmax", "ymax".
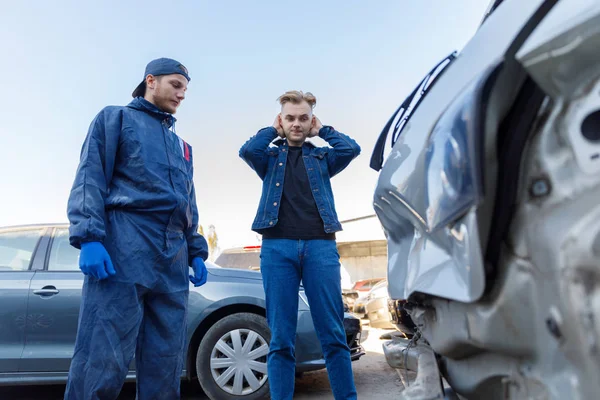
[
  {"xmin": 152, "ymin": 93, "xmax": 175, "ymax": 114},
  {"xmin": 284, "ymin": 129, "xmax": 307, "ymax": 146}
]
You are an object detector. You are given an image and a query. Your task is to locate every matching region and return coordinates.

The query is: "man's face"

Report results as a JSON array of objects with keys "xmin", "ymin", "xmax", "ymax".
[
  {"xmin": 147, "ymin": 74, "xmax": 188, "ymax": 114},
  {"xmin": 281, "ymin": 101, "xmax": 312, "ymax": 145}
]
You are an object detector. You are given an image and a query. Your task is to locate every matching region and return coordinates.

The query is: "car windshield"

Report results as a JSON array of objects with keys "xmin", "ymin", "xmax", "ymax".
[{"xmin": 370, "ymin": 51, "xmax": 457, "ymax": 171}]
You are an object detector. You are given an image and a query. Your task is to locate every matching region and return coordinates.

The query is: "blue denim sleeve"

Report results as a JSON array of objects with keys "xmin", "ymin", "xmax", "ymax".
[
  {"xmin": 239, "ymin": 127, "xmax": 279, "ymax": 179},
  {"xmin": 318, "ymin": 126, "xmax": 361, "ymax": 177},
  {"xmin": 67, "ymin": 108, "xmax": 121, "ymax": 249}
]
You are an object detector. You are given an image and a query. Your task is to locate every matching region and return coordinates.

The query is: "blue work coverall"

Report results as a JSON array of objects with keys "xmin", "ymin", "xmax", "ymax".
[{"xmin": 64, "ymin": 97, "xmax": 208, "ymax": 399}]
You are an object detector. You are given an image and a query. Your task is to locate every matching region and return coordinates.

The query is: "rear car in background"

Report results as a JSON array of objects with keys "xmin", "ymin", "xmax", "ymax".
[
  {"xmin": 214, "ymin": 245, "xmax": 262, "ymax": 271},
  {"xmin": 215, "ymin": 246, "xmax": 355, "ymax": 288},
  {"xmin": 362, "ymin": 280, "xmax": 395, "ymax": 330},
  {"xmin": 216, "ymin": 245, "xmax": 359, "ymax": 313},
  {"xmin": 352, "ymin": 278, "xmax": 387, "ymax": 318},
  {"xmin": 352, "ymin": 277, "xmax": 386, "ymax": 293},
  {"xmin": 0, "ymin": 224, "xmax": 365, "ymax": 400}
]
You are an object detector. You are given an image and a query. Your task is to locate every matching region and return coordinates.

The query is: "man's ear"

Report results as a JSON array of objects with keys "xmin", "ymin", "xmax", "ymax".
[{"xmin": 146, "ymin": 74, "xmax": 156, "ymax": 90}]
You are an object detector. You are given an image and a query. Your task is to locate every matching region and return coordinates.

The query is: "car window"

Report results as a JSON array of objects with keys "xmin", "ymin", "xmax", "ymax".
[
  {"xmin": 48, "ymin": 228, "xmax": 80, "ymax": 272},
  {"xmin": 0, "ymin": 228, "xmax": 44, "ymax": 271},
  {"xmin": 214, "ymin": 252, "xmax": 261, "ymax": 271}
]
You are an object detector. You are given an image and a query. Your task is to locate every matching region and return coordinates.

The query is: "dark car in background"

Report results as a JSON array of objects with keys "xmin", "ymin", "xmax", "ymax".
[
  {"xmin": 387, "ymin": 299, "xmax": 417, "ymax": 339},
  {"xmin": 0, "ymin": 224, "xmax": 364, "ymax": 400}
]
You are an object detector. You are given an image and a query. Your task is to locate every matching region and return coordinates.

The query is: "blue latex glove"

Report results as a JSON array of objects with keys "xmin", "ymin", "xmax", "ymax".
[
  {"xmin": 189, "ymin": 257, "xmax": 208, "ymax": 287},
  {"xmin": 79, "ymin": 242, "xmax": 116, "ymax": 280}
]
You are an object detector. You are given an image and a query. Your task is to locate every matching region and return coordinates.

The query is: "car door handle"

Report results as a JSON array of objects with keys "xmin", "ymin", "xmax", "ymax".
[{"xmin": 33, "ymin": 286, "xmax": 60, "ymax": 296}]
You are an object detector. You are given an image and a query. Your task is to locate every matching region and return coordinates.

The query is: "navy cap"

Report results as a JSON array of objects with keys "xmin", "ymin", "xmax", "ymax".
[{"xmin": 132, "ymin": 58, "xmax": 191, "ymax": 98}]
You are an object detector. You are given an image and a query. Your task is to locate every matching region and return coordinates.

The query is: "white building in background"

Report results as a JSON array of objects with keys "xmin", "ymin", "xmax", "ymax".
[
  {"xmin": 213, "ymin": 214, "xmax": 390, "ymax": 283},
  {"xmin": 336, "ymin": 214, "xmax": 386, "ymax": 243},
  {"xmin": 337, "ymin": 215, "xmax": 388, "ymax": 282}
]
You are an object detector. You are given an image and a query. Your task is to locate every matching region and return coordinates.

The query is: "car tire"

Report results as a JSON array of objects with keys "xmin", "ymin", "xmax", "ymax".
[{"xmin": 196, "ymin": 312, "xmax": 271, "ymax": 400}]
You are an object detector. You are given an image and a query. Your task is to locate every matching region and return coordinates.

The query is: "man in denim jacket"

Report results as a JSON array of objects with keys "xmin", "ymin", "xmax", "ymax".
[{"xmin": 239, "ymin": 90, "xmax": 360, "ymax": 400}]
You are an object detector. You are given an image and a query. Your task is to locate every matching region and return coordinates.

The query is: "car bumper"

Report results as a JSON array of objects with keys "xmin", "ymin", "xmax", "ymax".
[
  {"xmin": 295, "ymin": 311, "xmax": 365, "ymax": 372},
  {"xmin": 344, "ymin": 312, "xmax": 366, "ymax": 359},
  {"xmin": 366, "ymin": 297, "xmax": 395, "ymax": 329}
]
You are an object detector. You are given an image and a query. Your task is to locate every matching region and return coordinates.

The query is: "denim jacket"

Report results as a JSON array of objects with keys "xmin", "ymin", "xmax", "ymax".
[{"xmin": 239, "ymin": 126, "xmax": 361, "ymax": 233}]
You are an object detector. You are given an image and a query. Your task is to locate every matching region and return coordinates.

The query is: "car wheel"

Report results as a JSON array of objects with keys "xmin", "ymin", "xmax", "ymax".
[{"xmin": 196, "ymin": 312, "xmax": 271, "ymax": 400}]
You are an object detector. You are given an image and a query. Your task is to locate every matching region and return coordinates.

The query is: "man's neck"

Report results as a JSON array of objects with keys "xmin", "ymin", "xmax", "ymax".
[
  {"xmin": 287, "ymin": 140, "xmax": 305, "ymax": 147},
  {"xmin": 143, "ymin": 95, "xmax": 157, "ymax": 107},
  {"xmin": 142, "ymin": 96, "xmax": 170, "ymax": 114}
]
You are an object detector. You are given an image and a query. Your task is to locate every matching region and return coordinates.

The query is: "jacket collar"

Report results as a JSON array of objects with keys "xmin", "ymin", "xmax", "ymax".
[
  {"xmin": 273, "ymin": 138, "xmax": 316, "ymax": 150},
  {"xmin": 127, "ymin": 97, "xmax": 176, "ymax": 127}
]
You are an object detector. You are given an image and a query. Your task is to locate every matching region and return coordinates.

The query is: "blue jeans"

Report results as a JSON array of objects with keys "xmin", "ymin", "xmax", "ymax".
[{"xmin": 260, "ymin": 239, "xmax": 357, "ymax": 400}]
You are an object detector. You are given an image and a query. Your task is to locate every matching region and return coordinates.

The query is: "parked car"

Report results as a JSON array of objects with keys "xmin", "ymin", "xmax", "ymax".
[
  {"xmin": 214, "ymin": 245, "xmax": 262, "ymax": 271},
  {"xmin": 361, "ymin": 280, "xmax": 395, "ymax": 330},
  {"xmin": 352, "ymin": 277, "xmax": 386, "ymax": 293},
  {"xmin": 370, "ymin": 0, "xmax": 600, "ymax": 397},
  {"xmin": 0, "ymin": 224, "xmax": 364, "ymax": 400},
  {"xmin": 352, "ymin": 278, "xmax": 387, "ymax": 318},
  {"xmin": 216, "ymin": 244, "xmax": 357, "ymax": 313},
  {"xmin": 216, "ymin": 246, "xmax": 354, "ymax": 287}
]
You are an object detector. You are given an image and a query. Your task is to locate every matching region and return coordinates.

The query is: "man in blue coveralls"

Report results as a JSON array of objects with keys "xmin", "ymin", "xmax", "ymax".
[
  {"xmin": 239, "ymin": 91, "xmax": 361, "ymax": 400},
  {"xmin": 64, "ymin": 58, "xmax": 209, "ymax": 399}
]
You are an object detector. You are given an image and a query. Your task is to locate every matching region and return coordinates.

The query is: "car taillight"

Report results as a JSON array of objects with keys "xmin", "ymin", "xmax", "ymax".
[{"xmin": 243, "ymin": 245, "xmax": 261, "ymax": 251}]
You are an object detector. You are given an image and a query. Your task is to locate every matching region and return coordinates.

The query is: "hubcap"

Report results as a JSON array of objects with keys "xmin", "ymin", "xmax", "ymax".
[{"xmin": 210, "ymin": 328, "xmax": 269, "ymax": 395}]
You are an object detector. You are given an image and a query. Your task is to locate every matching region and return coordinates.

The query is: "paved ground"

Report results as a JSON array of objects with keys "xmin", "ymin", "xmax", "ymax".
[
  {"xmin": 0, "ymin": 325, "xmax": 404, "ymax": 400},
  {"xmin": 293, "ymin": 326, "xmax": 405, "ymax": 400}
]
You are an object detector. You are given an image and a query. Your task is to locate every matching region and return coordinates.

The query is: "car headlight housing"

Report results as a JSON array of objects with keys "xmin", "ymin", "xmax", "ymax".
[{"xmin": 424, "ymin": 74, "xmax": 486, "ymax": 232}]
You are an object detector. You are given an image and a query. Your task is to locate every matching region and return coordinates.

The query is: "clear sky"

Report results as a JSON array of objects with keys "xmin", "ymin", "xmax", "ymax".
[{"xmin": 0, "ymin": 0, "xmax": 490, "ymax": 249}]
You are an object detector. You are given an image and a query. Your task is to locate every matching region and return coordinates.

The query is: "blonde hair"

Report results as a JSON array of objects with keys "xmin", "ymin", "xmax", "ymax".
[{"xmin": 277, "ymin": 90, "xmax": 317, "ymax": 109}]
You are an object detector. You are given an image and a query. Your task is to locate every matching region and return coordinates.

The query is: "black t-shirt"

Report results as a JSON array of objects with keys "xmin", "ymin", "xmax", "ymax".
[{"xmin": 260, "ymin": 146, "xmax": 335, "ymax": 240}]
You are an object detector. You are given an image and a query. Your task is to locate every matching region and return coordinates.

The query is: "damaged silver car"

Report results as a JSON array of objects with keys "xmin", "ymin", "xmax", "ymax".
[{"xmin": 371, "ymin": 0, "xmax": 600, "ymax": 398}]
